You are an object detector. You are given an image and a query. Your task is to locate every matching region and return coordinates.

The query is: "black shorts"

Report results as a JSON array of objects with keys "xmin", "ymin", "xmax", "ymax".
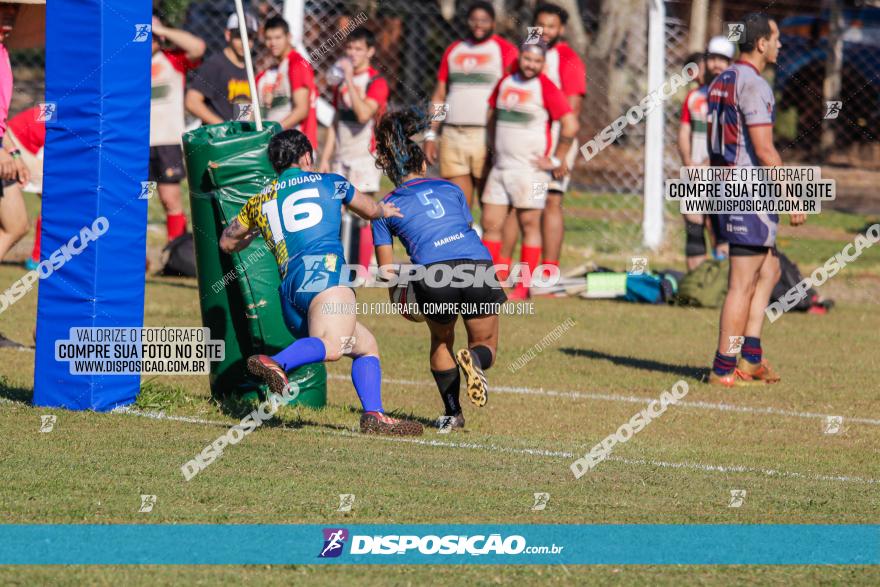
[
  {"xmin": 729, "ymin": 244, "xmax": 776, "ymax": 257},
  {"xmin": 149, "ymin": 145, "xmax": 185, "ymax": 184},
  {"xmin": 411, "ymin": 259, "xmax": 508, "ymax": 324}
]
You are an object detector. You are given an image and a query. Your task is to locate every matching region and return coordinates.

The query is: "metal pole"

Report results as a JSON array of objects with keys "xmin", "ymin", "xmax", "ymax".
[
  {"xmin": 642, "ymin": 0, "xmax": 666, "ymax": 251},
  {"xmin": 233, "ymin": 0, "xmax": 263, "ymax": 130},
  {"xmin": 284, "ymin": 0, "xmax": 306, "ymax": 56}
]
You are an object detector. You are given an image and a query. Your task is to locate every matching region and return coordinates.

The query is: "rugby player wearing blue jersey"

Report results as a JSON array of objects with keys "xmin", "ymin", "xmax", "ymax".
[
  {"xmin": 220, "ymin": 129, "xmax": 422, "ymax": 436},
  {"xmin": 371, "ymin": 110, "xmax": 506, "ymax": 429},
  {"xmin": 705, "ymin": 13, "xmax": 804, "ymax": 387}
]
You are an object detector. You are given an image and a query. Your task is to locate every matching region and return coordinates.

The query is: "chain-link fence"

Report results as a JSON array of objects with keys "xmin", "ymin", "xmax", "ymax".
[
  {"xmin": 7, "ymin": 0, "xmax": 879, "ymax": 257},
  {"xmin": 141, "ymin": 0, "xmax": 676, "ymax": 254},
  {"xmin": 296, "ymin": 0, "xmax": 693, "ymax": 255},
  {"xmin": 773, "ymin": 7, "xmax": 880, "ymax": 169}
]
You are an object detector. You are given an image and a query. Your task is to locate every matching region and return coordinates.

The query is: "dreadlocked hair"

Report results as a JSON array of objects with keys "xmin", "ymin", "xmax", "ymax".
[{"xmin": 374, "ymin": 108, "xmax": 429, "ymax": 186}]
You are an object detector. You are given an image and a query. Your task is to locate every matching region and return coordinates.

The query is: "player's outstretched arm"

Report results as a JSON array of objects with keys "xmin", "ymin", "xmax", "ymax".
[
  {"xmin": 219, "ymin": 217, "xmax": 259, "ymax": 254},
  {"xmin": 348, "ymin": 191, "xmax": 403, "ymax": 221}
]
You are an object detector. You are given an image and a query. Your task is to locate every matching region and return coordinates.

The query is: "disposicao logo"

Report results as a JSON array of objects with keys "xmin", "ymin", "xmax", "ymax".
[{"xmin": 319, "ymin": 528, "xmax": 349, "ymax": 558}]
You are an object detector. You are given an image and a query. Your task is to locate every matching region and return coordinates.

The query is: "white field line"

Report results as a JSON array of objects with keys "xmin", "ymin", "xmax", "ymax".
[
  {"xmin": 4, "ymin": 397, "xmax": 876, "ymax": 485},
  {"xmin": 113, "ymin": 406, "xmax": 879, "ymax": 486},
  {"xmin": 327, "ymin": 374, "xmax": 880, "ymax": 427}
]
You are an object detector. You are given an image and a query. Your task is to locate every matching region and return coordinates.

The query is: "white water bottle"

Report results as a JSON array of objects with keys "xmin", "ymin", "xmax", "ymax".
[{"xmin": 326, "ymin": 61, "xmax": 345, "ymax": 85}]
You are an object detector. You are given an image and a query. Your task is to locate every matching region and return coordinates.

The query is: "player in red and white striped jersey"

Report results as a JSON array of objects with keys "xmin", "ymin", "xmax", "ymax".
[
  {"xmin": 256, "ymin": 16, "xmax": 318, "ymax": 150},
  {"xmin": 480, "ymin": 41, "xmax": 578, "ymax": 300},
  {"xmin": 500, "ymin": 2, "xmax": 586, "ymax": 281},
  {"xmin": 424, "ymin": 1, "xmax": 517, "ymax": 207}
]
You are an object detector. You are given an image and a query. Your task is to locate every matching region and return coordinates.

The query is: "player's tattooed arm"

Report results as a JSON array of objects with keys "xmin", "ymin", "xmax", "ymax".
[
  {"xmin": 348, "ymin": 190, "xmax": 404, "ymax": 221},
  {"xmin": 219, "ymin": 217, "xmax": 259, "ymax": 254}
]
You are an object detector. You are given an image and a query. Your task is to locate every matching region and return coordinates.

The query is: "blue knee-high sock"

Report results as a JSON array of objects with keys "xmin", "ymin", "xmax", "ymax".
[
  {"xmin": 351, "ymin": 356, "xmax": 384, "ymax": 413},
  {"xmin": 271, "ymin": 337, "xmax": 326, "ymax": 372}
]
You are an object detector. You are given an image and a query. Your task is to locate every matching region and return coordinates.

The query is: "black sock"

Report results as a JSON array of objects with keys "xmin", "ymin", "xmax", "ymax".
[
  {"xmin": 685, "ymin": 220, "xmax": 707, "ymax": 257},
  {"xmin": 431, "ymin": 367, "xmax": 461, "ymax": 416},
  {"xmin": 470, "ymin": 345, "xmax": 494, "ymax": 370}
]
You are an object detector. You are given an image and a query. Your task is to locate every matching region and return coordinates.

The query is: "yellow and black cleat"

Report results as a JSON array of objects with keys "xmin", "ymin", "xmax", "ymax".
[{"xmin": 456, "ymin": 348, "xmax": 488, "ymax": 407}]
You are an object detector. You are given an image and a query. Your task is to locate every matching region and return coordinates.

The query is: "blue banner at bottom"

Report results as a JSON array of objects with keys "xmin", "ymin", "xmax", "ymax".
[{"xmin": 0, "ymin": 525, "xmax": 877, "ymax": 565}]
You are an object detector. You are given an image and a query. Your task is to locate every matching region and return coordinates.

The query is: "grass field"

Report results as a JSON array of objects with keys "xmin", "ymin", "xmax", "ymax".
[{"xmin": 1, "ymin": 189, "xmax": 879, "ymax": 584}]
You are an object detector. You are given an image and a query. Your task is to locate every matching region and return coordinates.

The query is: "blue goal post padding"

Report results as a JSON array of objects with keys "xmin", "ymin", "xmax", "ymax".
[{"xmin": 33, "ymin": 0, "xmax": 151, "ymax": 410}]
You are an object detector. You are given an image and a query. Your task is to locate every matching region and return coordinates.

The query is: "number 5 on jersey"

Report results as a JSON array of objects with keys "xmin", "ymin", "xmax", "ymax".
[{"xmin": 418, "ymin": 189, "xmax": 445, "ymax": 219}]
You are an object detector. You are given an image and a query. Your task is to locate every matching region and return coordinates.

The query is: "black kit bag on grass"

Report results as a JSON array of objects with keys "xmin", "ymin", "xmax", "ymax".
[
  {"xmin": 771, "ymin": 251, "xmax": 821, "ymax": 312},
  {"xmin": 161, "ymin": 232, "xmax": 197, "ymax": 277}
]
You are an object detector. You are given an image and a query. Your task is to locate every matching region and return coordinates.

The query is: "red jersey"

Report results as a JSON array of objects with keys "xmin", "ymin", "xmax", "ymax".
[
  {"xmin": 437, "ymin": 34, "xmax": 518, "ymax": 126},
  {"xmin": 488, "ymin": 72, "xmax": 571, "ymax": 168},
  {"xmin": 256, "ymin": 49, "xmax": 318, "ymax": 149},
  {"xmin": 542, "ymin": 41, "xmax": 586, "ymax": 97},
  {"xmin": 7, "ymin": 106, "xmax": 45, "ymax": 154},
  {"xmin": 331, "ymin": 67, "xmax": 389, "ymax": 158}
]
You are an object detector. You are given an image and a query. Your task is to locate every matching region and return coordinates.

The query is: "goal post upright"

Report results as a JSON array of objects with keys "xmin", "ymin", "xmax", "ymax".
[{"xmin": 643, "ymin": 0, "xmax": 666, "ymax": 251}]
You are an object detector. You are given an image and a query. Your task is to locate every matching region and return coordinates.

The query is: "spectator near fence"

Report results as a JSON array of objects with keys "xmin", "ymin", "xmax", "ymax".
[
  {"xmin": 423, "ymin": 1, "xmax": 517, "ymax": 209},
  {"xmin": 499, "ymin": 2, "xmax": 587, "ymax": 284},
  {"xmin": 480, "ymin": 41, "xmax": 578, "ymax": 300},
  {"xmin": 678, "ymin": 36, "xmax": 733, "ymax": 271},
  {"xmin": 150, "ymin": 13, "xmax": 205, "ymax": 243},
  {"xmin": 4, "ymin": 105, "xmax": 43, "ymax": 270},
  {"xmin": 185, "ymin": 12, "xmax": 256, "ymax": 124},
  {"xmin": 255, "ymin": 15, "xmax": 318, "ymax": 150},
  {"xmin": 0, "ymin": 1, "xmax": 30, "ymax": 265},
  {"xmin": 317, "ymin": 28, "xmax": 388, "ymax": 270}
]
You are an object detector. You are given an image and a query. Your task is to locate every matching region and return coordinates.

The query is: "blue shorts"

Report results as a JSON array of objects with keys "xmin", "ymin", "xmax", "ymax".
[
  {"xmin": 717, "ymin": 213, "xmax": 778, "ymax": 248},
  {"xmin": 279, "ymin": 250, "xmax": 349, "ymax": 339}
]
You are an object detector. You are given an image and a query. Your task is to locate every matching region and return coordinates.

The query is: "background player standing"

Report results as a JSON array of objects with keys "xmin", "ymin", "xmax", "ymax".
[
  {"xmin": 220, "ymin": 129, "xmax": 422, "ymax": 436},
  {"xmin": 372, "ymin": 110, "xmax": 506, "ymax": 429},
  {"xmin": 5, "ymin": 106, "xmax": 43, "ymax": 271},
  {"xmin": 706, "ymin": 13, "xmax": 803, "ymax": 387},
  {"xmin": 678, "ymin": 36, "xmax": 733, "ymax": 270},
  {"xmin": 500, "ymin": 2, "xmax": 586, "ymax": 278},
  {"xmin": 480, "ymin": 41, "xmax": 578, "ymax": 300},
  {"xmin": 0, "ymin": 2, "xmax": 29, "ymax": 265},
  {"xmin": 150, "ymin": 13, "xmax": 205, "ymax": 243},
  {"xmin": 185, "ymin": 13, "xmax": 256, "ymax": 124},
  {"xmin": 423, "ymin": 1, "xmax": 517, "ymax": 208}
]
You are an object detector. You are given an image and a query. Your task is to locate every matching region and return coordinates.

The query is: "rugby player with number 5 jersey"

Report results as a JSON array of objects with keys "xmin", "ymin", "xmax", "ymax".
[{"xmin": 371, "ymin": 110, "xmax": 506, "ymax": 428}]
